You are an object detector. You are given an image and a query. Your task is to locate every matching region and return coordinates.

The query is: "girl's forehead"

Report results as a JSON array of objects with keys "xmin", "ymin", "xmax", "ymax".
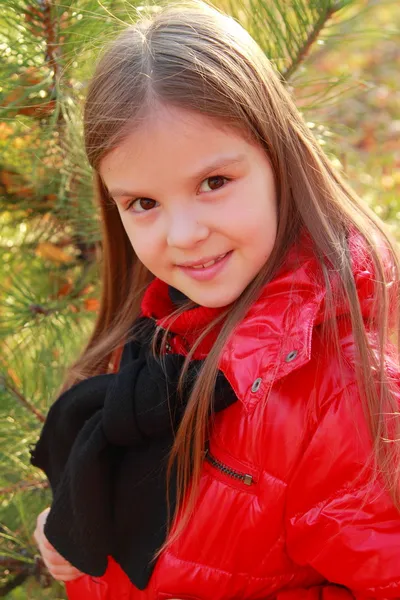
[
  {"xmin": 125, "ymin": 104, "xmax": 246, "ymax": 145},
  {"xmin": 100, "ymin": 105, "xmax": 255, "ymax": 186}
]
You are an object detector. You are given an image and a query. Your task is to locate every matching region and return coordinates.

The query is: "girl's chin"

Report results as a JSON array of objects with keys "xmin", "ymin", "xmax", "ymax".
[{"xmin": 182, "ymin": 287, "xmax": 242, "ymax": 309}]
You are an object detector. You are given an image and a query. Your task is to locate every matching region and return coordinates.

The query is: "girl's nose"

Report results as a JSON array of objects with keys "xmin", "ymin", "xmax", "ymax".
[{"xmin": 166, "ymin": 213, "xmax": 209, "ymax": 248}]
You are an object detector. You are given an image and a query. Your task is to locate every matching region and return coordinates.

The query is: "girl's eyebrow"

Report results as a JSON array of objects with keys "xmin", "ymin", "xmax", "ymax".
[
  {"xmin": 187, "ymin": 153, "xmax": 246, "ymax": 184},
  {"xmin": 108, "ymin": 154, "xmax": 246, "ymax": 199}
]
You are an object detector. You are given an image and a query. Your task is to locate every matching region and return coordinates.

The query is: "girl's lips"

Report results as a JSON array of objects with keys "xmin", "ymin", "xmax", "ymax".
[{"xmin": 178, "ymin": 250, "xmax": 233, "ymax": 281}]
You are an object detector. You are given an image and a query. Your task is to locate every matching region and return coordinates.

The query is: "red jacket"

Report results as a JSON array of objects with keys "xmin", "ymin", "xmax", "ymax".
[{"xmin": 66, "ymin": 235, "xmax": 400, "ymax": 599}]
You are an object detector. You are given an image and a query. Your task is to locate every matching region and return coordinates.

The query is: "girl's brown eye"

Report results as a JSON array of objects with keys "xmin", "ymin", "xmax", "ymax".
[
  {"xmin": 207, "ymin": 176, "xmax": 225, "ymax": 190},
  {"xmin": 138, "ymin": 199, "xmax": 157, "ymax": 210},
  {"xmin": 129, "ymin": 198, "xmax": 158, "ymax": 212},
  {"xmin": 200, "ymin": 176, "xmax": 228, "ymax": 193}
]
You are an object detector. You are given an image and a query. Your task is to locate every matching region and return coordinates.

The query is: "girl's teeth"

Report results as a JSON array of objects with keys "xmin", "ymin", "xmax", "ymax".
[
  {"xmin": 191, "ymin": 253, "xmax": 227, "ymax": 269},
  {"xmin": 193, "ymin": 259, "xmax": 216, "ymax": 269}
]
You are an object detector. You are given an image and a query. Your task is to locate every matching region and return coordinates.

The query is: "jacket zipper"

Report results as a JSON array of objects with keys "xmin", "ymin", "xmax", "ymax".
[{"xmin": 205, "ymin": 449, "xmax": 254, "ymax": 486}]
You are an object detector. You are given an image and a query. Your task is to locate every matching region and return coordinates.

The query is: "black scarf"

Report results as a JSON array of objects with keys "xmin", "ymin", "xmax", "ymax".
[{"xmin": 30, "ymin": 317, "xmax": 236, "ymax": 590}]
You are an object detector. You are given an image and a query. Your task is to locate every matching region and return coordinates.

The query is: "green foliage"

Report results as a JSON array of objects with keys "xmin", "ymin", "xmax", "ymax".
[{"xmin": 0, "ymin": 0, "xmax": 399, "ymax": 596}]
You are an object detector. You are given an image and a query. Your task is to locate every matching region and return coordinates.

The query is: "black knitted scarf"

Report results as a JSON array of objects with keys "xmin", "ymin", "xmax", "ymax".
[{"xmin": 30, "ymin": 317, "xmax": 236, "ymax": 590}]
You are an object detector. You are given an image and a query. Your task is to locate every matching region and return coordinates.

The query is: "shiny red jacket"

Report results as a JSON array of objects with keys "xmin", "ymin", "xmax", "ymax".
[{"xmin": 66, "ymin": 236, "xmax": 400, "ymax": 600}]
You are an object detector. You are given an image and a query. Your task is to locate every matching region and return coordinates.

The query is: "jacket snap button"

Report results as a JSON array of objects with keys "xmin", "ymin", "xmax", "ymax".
[
  {"xmin": 251, "ymin": 377, "xmax": 262, "ymax": 393},
  {"xmin": 285, "ymin": 350, "xmax": 298, "ymax": 362}
]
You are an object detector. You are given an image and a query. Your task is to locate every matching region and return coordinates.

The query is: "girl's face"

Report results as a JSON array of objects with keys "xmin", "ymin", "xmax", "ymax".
[{"xmin": 100, "ymin": 105, "xmax": 278, "ymax": 308}]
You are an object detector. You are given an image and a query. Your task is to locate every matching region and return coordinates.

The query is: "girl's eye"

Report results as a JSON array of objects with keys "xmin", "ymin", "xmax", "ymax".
[
  {"xmin": 127, "ymin": 198, "xmax": 158, "ymax": 213},
  {"xmin": 125, "ymin": 176, "xmax": 229, "ymax": 212},
  {"xmin": 199, "ymin": 176, "xmax": 228, "ymax": 193}
]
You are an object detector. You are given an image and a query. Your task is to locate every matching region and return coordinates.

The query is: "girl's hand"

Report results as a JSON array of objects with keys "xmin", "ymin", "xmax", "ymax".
[{"xmin": 33, "ymin": 508, "xmax": 84, "ymax": 582}]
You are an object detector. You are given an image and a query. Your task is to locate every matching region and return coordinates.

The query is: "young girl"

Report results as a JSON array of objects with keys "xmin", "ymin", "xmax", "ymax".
[{"xmin": 31, "ymin": 2, "xmax": 400, "ymax": 599}]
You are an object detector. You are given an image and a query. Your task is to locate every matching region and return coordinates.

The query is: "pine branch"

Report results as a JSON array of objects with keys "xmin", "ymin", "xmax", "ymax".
[
  {"xmin": 0, "ymin": 556, "xmax": 32, "ymax": 571},
  {"xmin": 41, "ymin": 0, "xmax": 62, "ymax": 86},
  {"xmin": 0, "ymin": 570, "xmax": 30, "ymax": 598},
  {"xmin": 282, "ymin": 5, "xmax": 336, "ymax": 80},
  {"xmin": 22, "ymin": 0, "xmax": 64, "ymax": 117},
  {"xmin": 0, "ymin": 376, "xmax": 46, "ymax": 422},
  {"xmin": 0, "ymin": 480, "xmax": 49, "ymax": 495},
  {"xmin": 0, "ymin": 555, "xmax": 52, "ymax": 596},
  {"xmin": 230, "ymin": 0, "xmax": 357, "ymax": 81}
]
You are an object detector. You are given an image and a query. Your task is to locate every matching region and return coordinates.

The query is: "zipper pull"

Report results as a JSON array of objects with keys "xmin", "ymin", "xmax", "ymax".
[{"xmin": 205, "ymin": 448, "xmax": 255, "ymax": 486}]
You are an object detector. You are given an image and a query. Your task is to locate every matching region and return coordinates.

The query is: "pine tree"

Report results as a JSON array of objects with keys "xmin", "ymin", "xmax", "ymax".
[{"xmin": 1, "ymin": 0, "xmax": 397, "ymax": 597}]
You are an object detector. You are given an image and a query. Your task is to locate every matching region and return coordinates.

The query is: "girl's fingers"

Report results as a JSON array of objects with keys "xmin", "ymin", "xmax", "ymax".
[
  {"xmin": 33, "ymin": 508, "xmax": 52, "ymax": 546},
  {"xmin": 33, "ymin": 526, "xmax": 54, "ymax": 551},
  {"xmin": 33, "ymin": 507, "xmax": 84, "ymax": 582},
  {"xmin": 47, "ymin": 565, "xmax": 83, "ymax": 581},
  {"xmin": 45, "ymin": 558, "xmax": 84, "ymax": 582},
  {"xmin": 42, "ymin": 552, "xmax": 84, "ymax": 581},
  {"xmin": 36, "ymin": 507, "xmax": 51, "ymax": 526},
  {"xmin": 45, "ymin": 549, "xmax": 75, "ymax": 567}
]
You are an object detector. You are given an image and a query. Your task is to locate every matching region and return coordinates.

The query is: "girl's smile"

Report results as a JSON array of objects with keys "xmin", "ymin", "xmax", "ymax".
[
  {"xmin": 100, "ymin": 104, "xmax": 278, "ymax": 308},
  {"xmin": 176, "ymin": 250, "xmax": 233, "ymax": 281}
]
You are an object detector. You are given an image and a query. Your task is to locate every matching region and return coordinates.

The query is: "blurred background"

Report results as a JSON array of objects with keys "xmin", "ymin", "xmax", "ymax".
[{"xmin": 0, "ymin": 0, "xmax": 399, "ymax": 597}]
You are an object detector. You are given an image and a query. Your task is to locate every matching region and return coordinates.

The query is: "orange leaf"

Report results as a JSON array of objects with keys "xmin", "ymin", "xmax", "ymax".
[
  {"xmin": 84, "ymin": 298, "xmax": 100, "ymax": 312},
  {"xmin": 36, "ymin": 242, "xmax": 73, "ymax": 264},
  {"xmin": 56, "ymin": 280, "xmax": 73, "ymax": 298},
  {"xmin": 68, "ymin": 304, "xmax": 79, "ymax": 313}
]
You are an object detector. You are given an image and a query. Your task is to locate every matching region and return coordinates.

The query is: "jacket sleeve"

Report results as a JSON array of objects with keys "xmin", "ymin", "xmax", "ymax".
[
  {"xmin": 65, "ymin": 557, "xmax": 133, "ymax": 600},
  {"xmin": 65, "ymin": 575, "xmax": 109, "ymax": 600},
  {"xmin": 285, "ymin": 380, "xmax": 400, "ymax": 599}
]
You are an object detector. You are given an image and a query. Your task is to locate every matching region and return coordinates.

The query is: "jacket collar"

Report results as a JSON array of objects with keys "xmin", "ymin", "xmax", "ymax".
[
  {"xmin": 140, "ymin": 232, "xmax": 380, "ymax": 410},
  {"xmin": 141, "ymin": 277, "xmax": 225, "ymax": 335}
]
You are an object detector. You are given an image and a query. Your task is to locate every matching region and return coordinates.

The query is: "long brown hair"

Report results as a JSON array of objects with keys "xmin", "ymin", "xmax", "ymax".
[{"xmin": 63, "ymin": 0, "xmax": 400, "ymax": 545}]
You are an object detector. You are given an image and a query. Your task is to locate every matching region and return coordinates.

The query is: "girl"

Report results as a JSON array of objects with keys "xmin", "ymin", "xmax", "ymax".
[{"xmin": 31, "ymin": 2, "xmax": 400, "ymax": 599}]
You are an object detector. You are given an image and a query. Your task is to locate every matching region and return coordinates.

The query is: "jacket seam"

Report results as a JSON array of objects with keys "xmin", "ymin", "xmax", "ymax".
[{"xmin": 164, "ymin": 550, "xmax": 302, "ymax": 583}]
